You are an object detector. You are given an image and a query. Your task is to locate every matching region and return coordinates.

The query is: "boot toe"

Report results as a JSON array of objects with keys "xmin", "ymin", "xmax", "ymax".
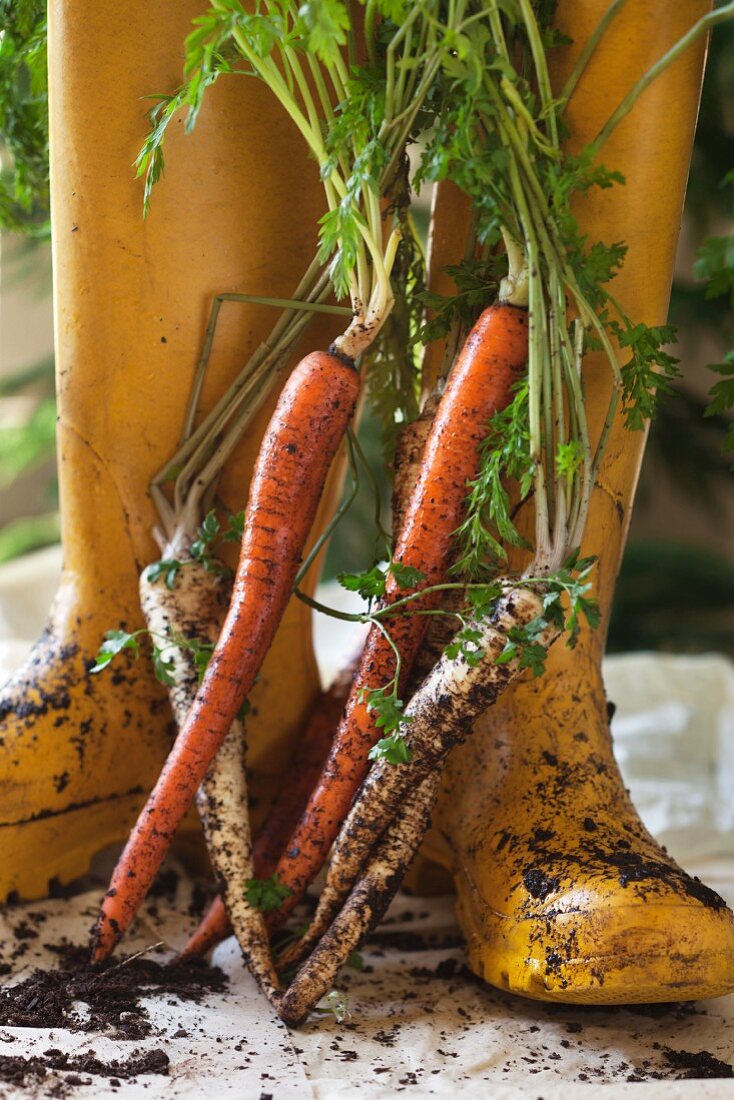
[{"xmin": 457, "ymin": 865, "xmax": 734, "ymax": 1005}]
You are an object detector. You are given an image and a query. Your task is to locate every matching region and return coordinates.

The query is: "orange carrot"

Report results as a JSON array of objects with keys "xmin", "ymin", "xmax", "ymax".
[
  {"xmin": 182, "ymin": 655, "xmax": 358, "ymax": 958},
  {"xmin": 268, "ymin": 303, "xmax": 528, "ymax": 925},
  {"xmin": 91, "ymin": 350, "xmax": 360, "ymax": 962}
]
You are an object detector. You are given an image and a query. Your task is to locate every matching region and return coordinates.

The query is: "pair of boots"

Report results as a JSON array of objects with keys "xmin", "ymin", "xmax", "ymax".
[{"xmin": 2, "ymin": 0, "xmax": 733, "ymax": 1005}]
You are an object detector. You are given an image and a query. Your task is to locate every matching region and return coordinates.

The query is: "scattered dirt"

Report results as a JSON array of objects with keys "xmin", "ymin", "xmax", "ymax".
[
  {"xmin": 0, "ymin": 1046, "xmax": 169, "ymax": 1090},
  {"xmin": 0, "ymin": 941, "xmax": 227, "ymax": 1040},
  {"xmin": 0, "ymin": 935, "xmax": 227, "ymax": 1093},
  {"xmin": 2, "ymin": 897, "xmax": 733, "ymax": 1091}
]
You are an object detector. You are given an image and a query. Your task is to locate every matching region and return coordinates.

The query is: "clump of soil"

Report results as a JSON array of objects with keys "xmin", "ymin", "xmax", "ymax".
[
  {"xmin": 0, "ymin": 1047, "xmax": 169, "ymax": 1087},
  {"xmin": 0, "ymin": 941, "xmax": 227, "ymax": 1040},
  {"xmin": 662, "ymin": 1047, "xmax": 734, "ymax": 1079}
]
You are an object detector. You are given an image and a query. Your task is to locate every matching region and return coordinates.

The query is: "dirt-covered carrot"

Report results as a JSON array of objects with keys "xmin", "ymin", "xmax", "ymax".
[
  {"xmin": 91, "ymin": 350, "xmax": 360, "ymax": 961},
  {"xmin": 269, "ymin": 304, "xmax": 529, "ymax": 924},
  {"xmin": 276, "ymin": 398, "xmax": 447, "ymax": 969},
  {"xmin": 286, "ymin": 586, "xmax": 559, "ymax": 954},
  {"xmin": 277, "ymin": 598, "xmax": 459, "ymax": 968},
  {"xmin": 183, "ymin": 653, "xmax": 359, "ymax": 958},
  {"xmin": 137, "ymin": 541, "xmax": 280, "ymax": 1000},
  {"xmin": 278, "ymin": 771, "xmax": 440, "ymax": 1028}
]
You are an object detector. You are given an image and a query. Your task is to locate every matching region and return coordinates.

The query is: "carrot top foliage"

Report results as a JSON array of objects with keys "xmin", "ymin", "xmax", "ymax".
[
  {"xmin": 132, "ymin": 1, "xmax": 734, "ymax": 593},
  {"xmin": 132, "ymin": 0, "xmax": 734, "ymax": 667},
  {"xmin": 411, "ymin": 1, "xmax": 689, "ymax": 580},
  {"xmin": 136, "ymin": 0, "xmax": 492, "ymax": 365}
]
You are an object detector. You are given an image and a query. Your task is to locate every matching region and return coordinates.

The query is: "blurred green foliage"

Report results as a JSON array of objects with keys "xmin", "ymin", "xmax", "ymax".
[
  {"xmin": 0, "ymin": 1, "xmax": 55, "ymax": 561},
  {"xmin": 608, "ymin": 541, "xmax": 734, "ymax": 656},
  {"xmin": 0, "ymin": 389, "xmax": 55, "ymax": 488},
  {"xmin": 0, "ymin": 0, "xmax": 49, "ymax": 235}
]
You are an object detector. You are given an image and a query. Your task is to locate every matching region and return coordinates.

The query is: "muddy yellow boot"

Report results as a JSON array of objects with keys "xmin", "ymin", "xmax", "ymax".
[
  {"xmin": 0, "ymin": 0, "xmax": 336, "ymax": 901},
  {"xmin": 421, "ymin": 0, "xmax": 734, "ymax": 1004}
]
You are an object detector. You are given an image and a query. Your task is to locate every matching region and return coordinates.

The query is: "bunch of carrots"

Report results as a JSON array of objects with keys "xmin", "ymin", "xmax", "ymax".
[{"xmin": 87, "ymin": 0, "xmax": 733, "ymax": 1027}]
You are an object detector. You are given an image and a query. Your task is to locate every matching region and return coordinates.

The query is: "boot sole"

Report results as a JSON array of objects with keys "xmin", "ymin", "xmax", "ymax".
[
  {"xmin": 0, "ymin": 791, "xmax": 146, "ymax": 902},
  {"xmin": 461, "ymin": 898, "xmax": 734, "ymax": 1005},
  {"xmin": 476, "ymin": 944, "xmax": 734, "ymax": 1005}
]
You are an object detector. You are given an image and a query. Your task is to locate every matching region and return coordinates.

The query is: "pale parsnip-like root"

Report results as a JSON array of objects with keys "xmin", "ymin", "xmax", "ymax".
[
  {"xmin": 139, "ymin": 536, "xmax": 280, "ymax": 1003},
  {"xmin": 182, "ymin": 647, "xmax": 361, "ymax": 960},
  {"xmin": 195, "ymin": 712, "xmax": 281, "ymax": 1001},
  {"xmin": 299, "ymin": 586, "xmax": 558, "ymax": 950},
  {"xmin": 138, "ymin": 535, "xmax": 226, "ymax": 731},
  {"xmin": 278, "ymin": 770, "xmax": 440, "ymax": 1028}
]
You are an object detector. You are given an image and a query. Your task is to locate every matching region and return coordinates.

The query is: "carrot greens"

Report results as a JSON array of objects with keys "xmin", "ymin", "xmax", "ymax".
[
  {"xmin": 410, "ymin": 1, "xmax": 732, "ymax": 582},
  {"xmin": 166, "ymin": 0, "xmax": 466, "ymax": 362},
  {"xmin": 245, "ymin": 874, "xmax": 293, "ymax": 914}
]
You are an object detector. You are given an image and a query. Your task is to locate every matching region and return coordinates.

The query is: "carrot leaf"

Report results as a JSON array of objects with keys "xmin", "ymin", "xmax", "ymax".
[
  {"xmin": 453, "ymin": 379, "xmax": 533, "ymax": 579},
  {"xmin": 90, "ymin": 629, "xmax": 143, "ymax": 674},
  {"xmin": 541, "ymin": 555, "xmax": 600, "ymax": 648},
  {"xmin": 611, "ymin": 320, "xmax": 680, "ymax": 429},
  {"xmin": 368, "ymin": 732, "xmax": 412, "ymax": 765},
  {"xmin": 465, "ymin": 583, "xmax": 503, "ymax": 617},
  {"xmin": 555, "ymin": 441, "xmax": 583, "ymax": 492},
  {"xmin": 191, "ymin": 510, "xmax": 219, "ymax": 549},
  {"xmin": 245, "ymin": 874, "xmax": 292, "ymax": 913},
  {"xmin": 389, "ymin": 562, "xmax": 426, "ymax": 590},
  {"xmin": 361, "ymin": 685, "xmax": 411, "ymax": 737},
  {"xmin": 445, "ymin": 625, "xmax": 485, "ymax": 668},
  {"xmin": 495, "ymin": 618, "xmax": 550, "ymax": 678},
  {"xmin": 418, "ymin": 256, "xmax": 505, "ymax": 346},
  {"xmin": 222, "ymin": 510, "xmax": 245, "ymax": 543},
  {"xmin": 190, "ymin": 512, "xmax": 232, "ymax": 576},
  {"xmin": 338, "ymin": 565, "xmax": 386, "ymax": 601},
  {"xmin": 294, "ymin": 0, "xmax": 350, "ymax": 67},
  {"xmin": 185, "ymin": 638, "xmax": 215, "ymax": 684},
  {"xmin": 144, "ymin": 559, "xmax": 182, "ymax": 591},
  {"xmin": 151, "ymin": 645, "xmax": 176, "ymax": 688}
]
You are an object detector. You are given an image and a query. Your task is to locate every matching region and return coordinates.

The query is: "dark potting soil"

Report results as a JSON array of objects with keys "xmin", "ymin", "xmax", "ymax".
[
  {"xmin": 661, "ymin": 1046, "xmax": 734, "ymax": 1079},
  {"xmin": 0, "ymin": 941, "xmax": 227, "ymax": 1040},
  {"xmin": 0, "ymin": 1046, "xmax": 169, "ymax": 1088},
  {"xmin": 0, "ymin": 938, "xmax": 227, "ymax": 1092}
]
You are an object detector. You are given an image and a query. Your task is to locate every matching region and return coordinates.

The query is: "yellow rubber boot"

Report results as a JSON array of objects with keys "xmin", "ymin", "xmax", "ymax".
[
  {"xmin": 421, "ymin": 0, "xmax": 734, "ymax": 1004},
  {"xmin": 0, "ymin": 1, "xmax": 336, "ymax": 901}
]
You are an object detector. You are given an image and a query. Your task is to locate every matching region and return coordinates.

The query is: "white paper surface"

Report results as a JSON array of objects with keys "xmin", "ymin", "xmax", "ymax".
[{"xmin": 0, "ymin": 879, "xmax": 311, "ymax": 1099}]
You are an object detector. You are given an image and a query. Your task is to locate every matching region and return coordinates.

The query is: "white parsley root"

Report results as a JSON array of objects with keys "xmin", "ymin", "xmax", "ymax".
[{"xmin": 139, "ymin": 535, "xmax": 281, "ymax": 1002}]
